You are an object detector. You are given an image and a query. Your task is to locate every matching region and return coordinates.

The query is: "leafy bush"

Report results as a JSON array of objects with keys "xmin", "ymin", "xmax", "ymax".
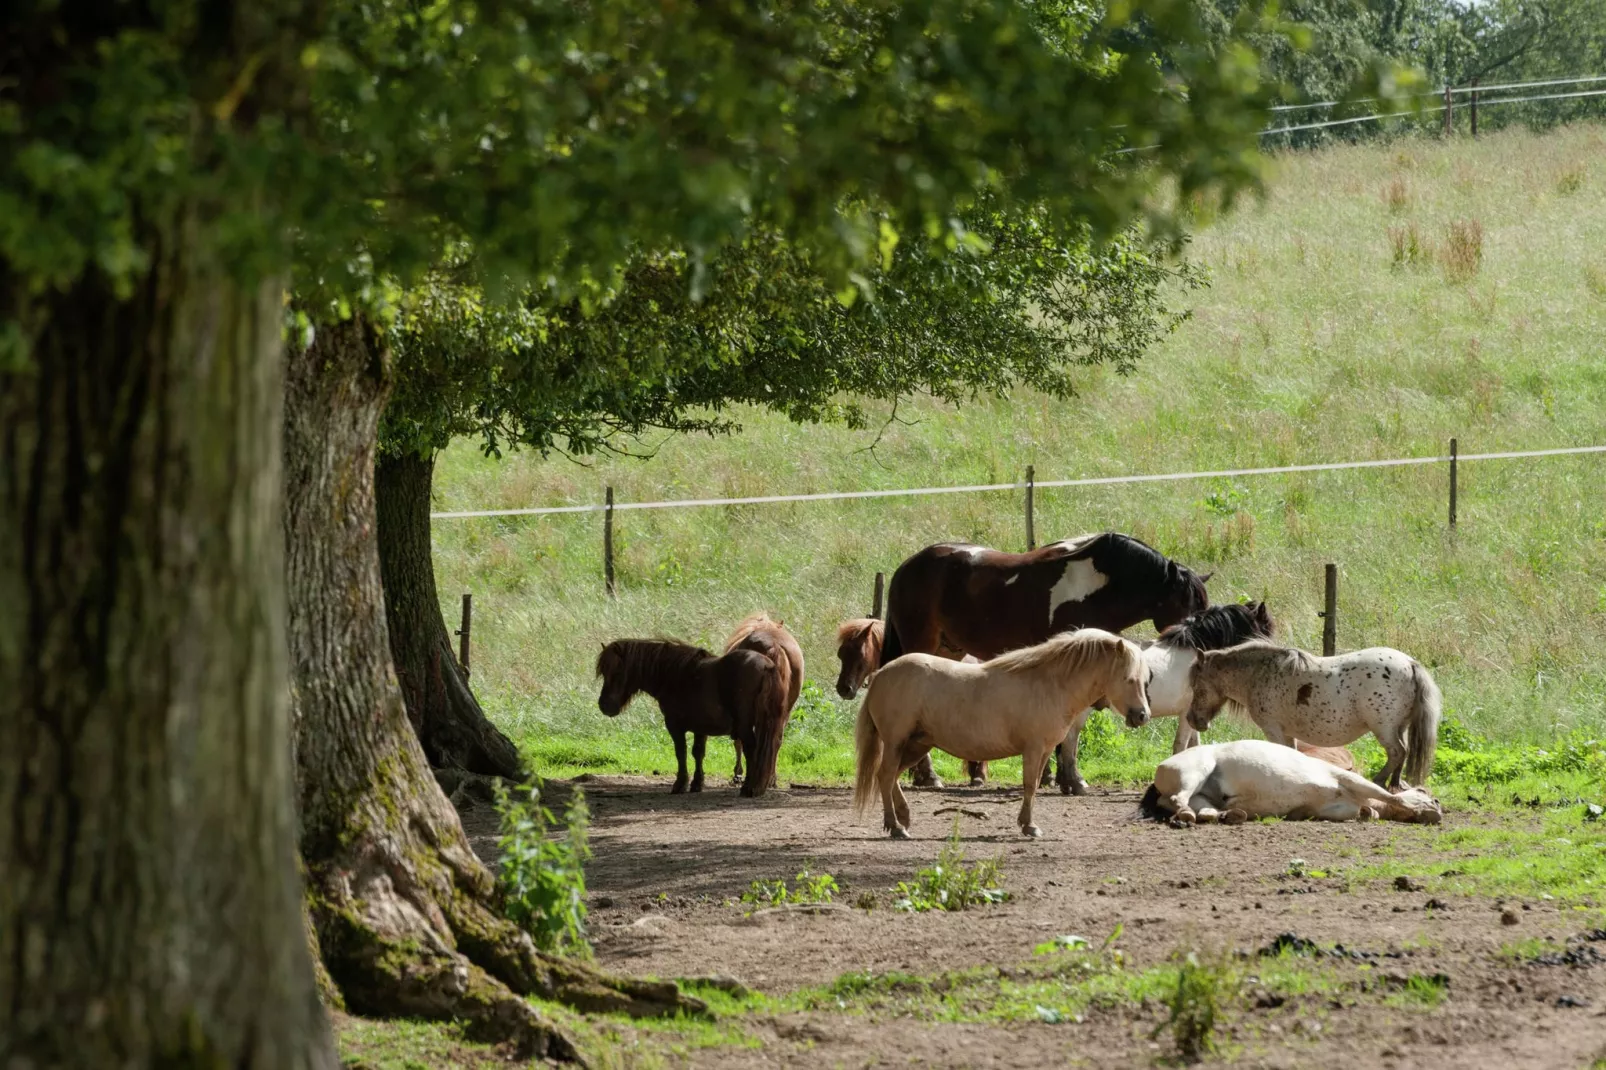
[
  {"xmin": 740, "ymin": 869, "xmax": 838, "ymax": 912},
  {"xmin": 494, "ymin": 782, "xmax": 592, "ymax": 957},
  {"xmin": 893, "ymin": 822, "xmax": 1009, "ymax": 912}
]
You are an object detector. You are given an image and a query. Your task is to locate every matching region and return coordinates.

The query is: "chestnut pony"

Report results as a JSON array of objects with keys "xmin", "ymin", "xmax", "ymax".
[{"xmin": 724, "ymin": 613, "xmax": 804, "ymax": 790}]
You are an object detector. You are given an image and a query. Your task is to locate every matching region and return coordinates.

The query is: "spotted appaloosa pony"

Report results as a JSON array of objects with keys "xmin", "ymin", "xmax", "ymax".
[
  {"xmin": 724, "ymin": 613, "xmax": 804, "ymax": 792},
  {"xmin": 595, "ymin": 639, "xmax": 785, "ymax": 797},
  {"xmin": 1186, "ymin": 642, "xmax": 1442, "ymax": 789},
  {"xmin": 854, "ymin": 629, "xmax": 1150, "ymax": 839},
  {"xmin": 1138, "ymin": 740, "xmax": 1442, "ymax": 826},
  {"xmin": 1046, "ymin": 602, "xmax": 1275, "ymax": 795},
  {"xmin": 881, "ymin": 533, "xmax": 1211, "ymax": 785}
]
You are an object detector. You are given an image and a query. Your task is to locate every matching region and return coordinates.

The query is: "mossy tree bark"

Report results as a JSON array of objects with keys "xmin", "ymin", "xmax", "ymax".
[
  {"xmin": 0, "ymin": 225, "xmax": 337, "ymax": 1067},
  {"xmin": 375, "ymin": 452, "xmax": 521, "ymax": 778},
  {"xmin": 286, "ymin": 320, "xmax": 704, "ymax": 1061}
]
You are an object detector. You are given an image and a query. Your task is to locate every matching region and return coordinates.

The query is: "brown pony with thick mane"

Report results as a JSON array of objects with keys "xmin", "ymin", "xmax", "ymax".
[
  {"xmin": 724, "ymin": 613, "xmax": 804, "ymax": 791},
  {"xmin": 595, "ymin": 636, "xmax": 786, "ymax": 797}
]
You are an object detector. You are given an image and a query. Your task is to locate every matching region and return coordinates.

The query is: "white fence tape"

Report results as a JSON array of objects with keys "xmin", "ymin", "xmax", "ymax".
[{"xmin": 430, "ymin": 444, "xmax": 1606, "ymax": 519}]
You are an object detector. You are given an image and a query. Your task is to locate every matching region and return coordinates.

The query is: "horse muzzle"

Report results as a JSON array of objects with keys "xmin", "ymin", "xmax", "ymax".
[
  {"xmin": 598, "ymin": 698, "xmax": 623, "ymax": 717},
  {"xmin": 835, "ymin": 678, "xmax": 858, "ymax": 700},
  {"xmin": 1125, "ymin": 707, "xmax": 1151, "ymax": 728}
]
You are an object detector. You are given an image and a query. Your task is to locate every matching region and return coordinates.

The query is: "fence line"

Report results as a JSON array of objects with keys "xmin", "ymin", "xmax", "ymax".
[
  {"xmin": 429, "ymin": 443, "xmax": 1606, "ymax": 520},
  {"xmin": 1267, "ymin": 72, "xmax": 1606, "ymax": 113},
  {"xmin": 1262, "ymin": 85, "xmax": 1606, "ymax": 136}
]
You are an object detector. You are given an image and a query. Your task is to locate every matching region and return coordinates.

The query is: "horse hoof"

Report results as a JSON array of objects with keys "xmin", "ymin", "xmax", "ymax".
[
  {"xmin": 732, "ymin": 774, "xmax": 744, "ymax": 786},
  {"xmin": 1022, "ymin": 825, "xmax": 1043, "ymax": 839},
  {"xmin": 889, "ymin": 826, "xmax": 911, "ymax": 840},
  {"xmin": 1070, "ymin": 780, "xmax": 1090, "ymax": 797},
  {"xmin": 969, "ymin": 777, "xmax": 986, "ymax": 788},
  {"xmin": 1168, "ymin": 810, "xmax": 1196, "ymax": 829},
  {"xmin": 1221, "ymin": 809, "xmax": 1250, "ymax": 826},
  {"xmin": 670, "ymin": 784, "xmax": 687, "ymax": 795}
]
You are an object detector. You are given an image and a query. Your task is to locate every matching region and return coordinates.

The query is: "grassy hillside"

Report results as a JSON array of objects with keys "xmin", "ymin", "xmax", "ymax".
[{"xmin": 432, "ymin": 124, "xmax": 1606, "ymax": 787}]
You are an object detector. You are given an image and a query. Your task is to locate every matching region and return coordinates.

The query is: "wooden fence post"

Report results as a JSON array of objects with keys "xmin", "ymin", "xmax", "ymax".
[
  {"xmin": 1320, "ymin": 563, "xmax": 1338, "ymax": 656},
  {"xmin": 872, "ymin": 572, "xmax": 885, "ymax": 620},
  {"xmin": 604, "ymin": 485, "xmax": 616, "ymax": 598},
  {"xmin": 1448, "ymin": 438, "xmax": 1458, "ymax": 529},
  {"xmin": 456, "ymin": 593, "xmax": 473, "ymax": 677},
  {"xmin": 1025, "ymin": 464, "xmax": 1036, "ymax": 551},
  {"xmin": 1470, "ymin": 79, "xmax": 1479, "ymax": 138},
  {"xmin": 1442, "ymin": 84, "xmax": 1454, "ymax": 137}
]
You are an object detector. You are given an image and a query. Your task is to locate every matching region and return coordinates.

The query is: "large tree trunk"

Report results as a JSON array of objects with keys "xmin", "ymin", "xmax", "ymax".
[
  {"xmin": 0, "ymin": 226, "xmax": 336, "ymax": 1066},
  {"xmin": 286, "ymin": 319, "xmax": 704, "ymax": 1061},
  {"xmin": 376, "ymin": 451, "xmax": 522, "ymax": 778}
]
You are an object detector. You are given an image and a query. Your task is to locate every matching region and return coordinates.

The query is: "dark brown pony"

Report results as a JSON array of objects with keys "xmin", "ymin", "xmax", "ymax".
[
  {"xmin": 882, "ymin": 533, "xmax": 1211, "ymax": 784},
  {"xmin": 724, "ymin": 613, "xmax": 804, "ymax": 792},
  {"xmin": 595, "ymin": 638, "xmax": 784, "ymax": 797}
]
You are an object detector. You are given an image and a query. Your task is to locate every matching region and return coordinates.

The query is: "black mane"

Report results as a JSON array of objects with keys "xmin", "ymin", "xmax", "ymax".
[
  {"xmin": 1076, "ymin": 533, "xmax": 1204, "ymax": 595},
  {"xmin": 1156, "ymin": 602, "xmax": 1275, "ymax": 652}
]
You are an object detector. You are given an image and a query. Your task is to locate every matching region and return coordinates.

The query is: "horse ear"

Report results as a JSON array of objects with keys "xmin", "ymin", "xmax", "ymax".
[{"xmin": 1198, "ymin": 571, "xmax": 1214, "ymax": 585}]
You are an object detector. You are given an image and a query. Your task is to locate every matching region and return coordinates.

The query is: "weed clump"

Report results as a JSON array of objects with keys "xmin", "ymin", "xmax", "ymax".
[
  {"xmin": 740, "ymin": 869, "xmax": 838, "ymax": 912},
  {"xmin": 1157, "ymin": 949, "xmax": 1236, "ymax": 1063},
  {"xmin": 494, "ymin": 781, "xmax": 592, "ymax": 956},
  {"xmin": 1388, "ymin": 222, "xmax": 1431, "ymax": 268},
  {"xmin": 1441, "ymin": 218, "xmax": 1484, "ymax": 281},
  {"xmin": 893, "ymin": 820, "xmax": 1008, "ymax": 912}
]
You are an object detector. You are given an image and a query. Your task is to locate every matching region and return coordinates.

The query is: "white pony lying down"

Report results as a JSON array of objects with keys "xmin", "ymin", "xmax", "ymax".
[{"xmin": 1138, "ymin": 739, "xmax": 1443, "ymax": 827}]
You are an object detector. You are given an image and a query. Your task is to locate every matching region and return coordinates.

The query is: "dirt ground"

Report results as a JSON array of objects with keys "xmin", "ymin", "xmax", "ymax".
[{"xmin": 460, "ymin": 776, "xmax": 1606, "ymax": 1070}]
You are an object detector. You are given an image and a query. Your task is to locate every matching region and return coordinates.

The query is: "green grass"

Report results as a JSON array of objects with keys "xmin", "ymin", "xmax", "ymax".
[{"xmin": 431, "ymin": 123, "xmax": 1606, "ymax": 788}]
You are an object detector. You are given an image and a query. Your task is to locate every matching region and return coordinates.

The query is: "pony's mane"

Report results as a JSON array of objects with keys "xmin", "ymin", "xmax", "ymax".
[
  {"xmin": 989, "ymin": 628, "xmax": 1129, "ymax": 676},
  {"xmin": 725, "ymin": 611, "xmax": 781, "ymax": 651},
  {"xmin": 597, "ymin": 638, "xmax": 713, "ymax": 684},
  {"xmin": 1212, "ymin": 639, "xmax": 1318, "ymax": 670},
  {"xmin": 836, "ymin": 617, "xmax": 883, "ymax": 652},
  {"xmin": 1080, "ymin": 532, "xmax": 1206, "ymax": 600},
  {"xmin": 1158, "ymin": 603, "xmax": 1274, "ymax": 651}
]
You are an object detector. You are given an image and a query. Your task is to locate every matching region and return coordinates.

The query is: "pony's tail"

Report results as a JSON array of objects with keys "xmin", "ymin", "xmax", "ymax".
[
  {"xmin": 1405, "ymin": 661, "xmax": 1441, "ymax": 786},
  {"xmin": 742, "ymin": 663, "xmax": 788, "ymax": 799},
  {"xmin": 852, "ymin": 687, "xmax": 883, "ymax": 817}
]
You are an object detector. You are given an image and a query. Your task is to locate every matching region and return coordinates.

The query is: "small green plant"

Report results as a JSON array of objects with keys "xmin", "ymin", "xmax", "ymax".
[
  {"xmin": 1557, "ymin": 164, "xmax": 1586, "ymax": 194},
  {"xmin": 1392, "ymin": 972, "xmax": 1450, "ymax": 1007},
  {"xmin": 494, "ymin": 781, "xmax": 592, "ymax": 957},
  {"xmin": 1388, "ymin": 221, "xmax": 1430, "ymax": 268},
  {"xmin": 1201, "ymin": 480, "xmax": 1250, "ymax": 518},
  {"xmin": 789, "ymin": 680, "xmax": 836, "ymax": 725},
  {"xmin": 1157, "ymin": 950, "xmax": 1235, "ymax": 1063},
  {"xmin": 892, "ymin": 820, "xmax": 1009, "ymax": 912},
  {"xmin": 740, "ymin": 869, "xmax": 838, "ymax": 912}
]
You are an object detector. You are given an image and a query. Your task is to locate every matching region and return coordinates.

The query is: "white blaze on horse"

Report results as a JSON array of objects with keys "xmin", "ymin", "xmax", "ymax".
[
  {"xmin": 1139, "ymin": 739, "xmax": 1442, "ymax": 826},
  {"xmin": 1185, "ymin": 641, "xmax": 1441, "ymax": 790},
  {"xmin": 853, "ymin": 629, "xmax": 1149, "ymax": 839}
]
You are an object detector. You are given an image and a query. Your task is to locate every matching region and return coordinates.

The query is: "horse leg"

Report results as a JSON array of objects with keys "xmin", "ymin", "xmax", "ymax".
[
  {"xmin": 690, "ymin": 733, "xmax": 707, "ymax": 793},
  {"xmin": 1376, "ymin": 735, "xmax": 1408, "ymax": 791},
  {"xmin": 1059, "ymin": 710, "xmax": 1091, "ymax": 796},
  {"xmin": 967, "ymin": 760, "xmax": 987, "ymax": 787},
  {"xmin": 732, "ymin": 738, "xmax": 745, "ymax": 786},
  {"xmin": 670, "ymin": 733, "xmax": 689, "ymax": 794},
  {"xmin": 1156, "ymin": 765, "xmax": 1212, "ymax": 828},
  {"xmin": 908, "ymin": 753, "xmax": 944, "ymax": 790},
  {"xmin": 1018, "ymin": 745, "xmax": 1046, "ymax": 838},
  {"xmin": 1172, "ymin": 717, "xmax": 1197, "ymax": 754},
  {"xmin": 879, "ymin": 744, "xmax": 911, "ymax": 839}
]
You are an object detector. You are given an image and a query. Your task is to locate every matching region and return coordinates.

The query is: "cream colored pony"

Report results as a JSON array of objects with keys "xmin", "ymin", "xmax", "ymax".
[
  {"xmin": 853, "ymin": 629, "xmax": 1149, "ymax": 839},
  {"xmin": 1140, "ymin": 739, "xmax": 1442, "ymax": 826}
]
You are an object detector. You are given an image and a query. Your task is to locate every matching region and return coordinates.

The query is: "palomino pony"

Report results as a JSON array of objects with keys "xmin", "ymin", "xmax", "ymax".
[
  {"xmin": 595, "ymin": 638, "xmax": 785, "ymax": 797},
  {"xmin": 881, "ymin": 533, "xmax": 1211, "ymax": 785},
  {"xmin": 1185, "ymin": 642, "xmax": 1441, "ymax": 789},
  {"xmin": 853, "ymin": 629, "xmax": 1150, "ymax": 839},
  {"xmin": 724, "ymin": 613, "xmax": 804, "ymax": 791},
  {"xmin": 1138, "ymin": 740, "xmax": 1443, "ymax": 826}
]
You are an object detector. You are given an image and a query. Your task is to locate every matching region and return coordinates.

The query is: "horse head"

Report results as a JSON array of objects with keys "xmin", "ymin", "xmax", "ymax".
[
  {"xmin": 1184, "ymin": 653, "xmax": 1230, "ymax": 732},
  {"xmin": 595, "ymin": 641, "xmax": 637, "ymax": 716},
  {"xmin": 834, "ymin": 618, "xmax": 882, "ymax": 699},
  {"xmin": 1391, "ymin": 785, "xmax": 1444, "ymax": 824},
  {"xmin": 1152, "ymin": 563, "xmax": 1212, "ymax": 632},
  {"xmin": 1107, "ymin": 636, "xmax": 1152, "ymax": 728}
]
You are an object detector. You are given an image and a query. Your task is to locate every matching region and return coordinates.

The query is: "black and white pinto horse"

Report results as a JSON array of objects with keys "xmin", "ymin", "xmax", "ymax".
[
  {"xmin": 1047, "ymin": 601, "xmax": 1275, "ymax": 794},
  {"xmin": 881, "ymin": 532, "xmax": 1212, "ymax": 785}
]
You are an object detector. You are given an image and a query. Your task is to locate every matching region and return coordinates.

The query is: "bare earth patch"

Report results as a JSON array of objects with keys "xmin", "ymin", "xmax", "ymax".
[{"xmin": 455, "ymin": 776, "xmax": 1606, "ymax": 1069}]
